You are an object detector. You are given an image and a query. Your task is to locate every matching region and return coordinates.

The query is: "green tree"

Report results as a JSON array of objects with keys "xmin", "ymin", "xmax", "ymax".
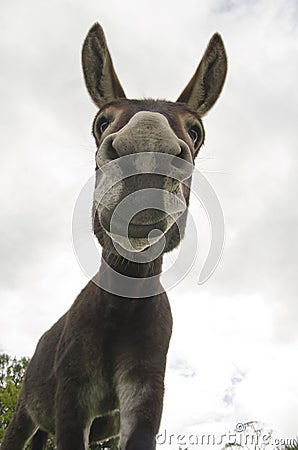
[
  {"xmin": 0, "ymin": 353, "xmax": 30, "ymax": 441},
  {"xmin": 281, "ymin": 438, "xmax": 298, "ymax": 450},
  {"xmin": 222, "ymin": 421, "xmax": 298, "ymax": 450},
  {"xmin": 90, "ymin": 437, "xmax": 119, "ymax": 450}
]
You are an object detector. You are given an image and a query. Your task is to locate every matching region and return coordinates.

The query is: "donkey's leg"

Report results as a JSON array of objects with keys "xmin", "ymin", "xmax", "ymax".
[
  {"xmin": 55, "ymin": 383, "xmax": 91, "ymax": 450},
  {"xmin": 89, "ymin": 410, "xmax": 120, "ymax": 444},
  {"xmin": 30, "ymin": 429, "xmax": 49, "ymax": 450},
  {"xmin": 0, "ymin": 398, "xmax": 36, "ymax": 450},
  {"xmin": 117, "ymin": 374, "xmax": 164, "ymax": 450}
]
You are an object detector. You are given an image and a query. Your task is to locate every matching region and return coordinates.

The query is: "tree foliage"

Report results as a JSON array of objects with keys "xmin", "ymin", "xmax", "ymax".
[
  {"xmin": 0, "ymin": 353, "xmax": 29, "ymax": 441},
  {"xmin": 284, "ymin": 441, "xmax": 298, "ymax": 450},
  {"xmin": 222, "ymin": 421, "xmax": 298, "ymax": 450}
]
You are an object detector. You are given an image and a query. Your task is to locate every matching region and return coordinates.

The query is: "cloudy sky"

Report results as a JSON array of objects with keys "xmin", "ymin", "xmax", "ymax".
[{"xmin": 1, "ymin": 0, "xmax": 298, "ymax": 444}]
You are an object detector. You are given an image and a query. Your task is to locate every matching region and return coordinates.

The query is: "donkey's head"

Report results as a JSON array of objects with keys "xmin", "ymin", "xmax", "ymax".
[{"xmin": 82, "ymin": 23, "xmax": 227, "ymax": 258}]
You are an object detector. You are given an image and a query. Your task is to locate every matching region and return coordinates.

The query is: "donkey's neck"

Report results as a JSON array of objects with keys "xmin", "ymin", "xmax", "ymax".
[
  {"xmin": 102, "ymin": 250, "xmax": 163, "ymax": 277},
  {"xmin": 96, "ymin": 250, "xmax": 164, "ymax": 299}
]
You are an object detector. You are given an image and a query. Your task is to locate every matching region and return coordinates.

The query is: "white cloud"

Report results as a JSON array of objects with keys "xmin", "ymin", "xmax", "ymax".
[{"xmin": 1, "ymin": 0, "xmax": 297, "ymax": 440}]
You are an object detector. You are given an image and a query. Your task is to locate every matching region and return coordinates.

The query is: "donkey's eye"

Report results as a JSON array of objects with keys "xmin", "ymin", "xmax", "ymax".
[
  {"xmin": 188, "ymin": 126, "xmax": 201, "ymax": 145},
  {"xmin": 98, "ymin": 118, "xmax": 110, "ymax": 135}
]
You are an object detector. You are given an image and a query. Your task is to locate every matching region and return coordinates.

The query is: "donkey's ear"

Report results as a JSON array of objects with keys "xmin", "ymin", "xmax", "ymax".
[
  {"xmin": 82, "ymin": 23, "xmax": 126, "ymax": 108},
  {"xmin": 177, "ymin": 33, "xmax": 227, "ymax": 116}
]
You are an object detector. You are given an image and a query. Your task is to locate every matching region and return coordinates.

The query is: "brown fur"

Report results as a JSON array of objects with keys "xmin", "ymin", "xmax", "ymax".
[{"xmin": 1, "ymin": 23, "xmax": 227, "ymax": 450}]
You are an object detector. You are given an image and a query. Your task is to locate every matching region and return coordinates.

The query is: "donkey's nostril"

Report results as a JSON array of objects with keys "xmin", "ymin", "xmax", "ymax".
[
  {"xmin": 170, "ymin": 157, "xmax": 189, "ymax": 179},
  {"xmin": 107, "ymin": 143, "xmax": 118, "ymax": 160},
  {"xmin": 178, "ymin": 143, "xmax": 192, "ymax": 163},
  {"xmin": 170, "ymin": 155, "xmax": 183, "ymax": 169},
  {"xmin": 169, "ymin": 147, "xmax": 193, "ymax": 181}
]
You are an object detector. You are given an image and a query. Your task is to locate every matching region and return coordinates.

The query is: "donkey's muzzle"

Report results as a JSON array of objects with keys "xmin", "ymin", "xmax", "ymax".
[
  {"xmin": 96, "ymin": 111, "xmax": 193, "ymax": 181},
  {"xmin": 94, "ymin": 111, "xmax": 192, "ymax": 251},
  {"xmin": 100, "ymin": 207, "xmax": 169, "ymax": 239}
]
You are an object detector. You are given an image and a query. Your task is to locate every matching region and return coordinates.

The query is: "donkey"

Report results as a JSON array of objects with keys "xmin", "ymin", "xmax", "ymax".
[{"xmin": 1, "ymin": 23, "xmax": 227, "ymax": 450}]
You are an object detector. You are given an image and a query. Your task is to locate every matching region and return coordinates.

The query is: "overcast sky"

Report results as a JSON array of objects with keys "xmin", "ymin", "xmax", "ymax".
[{"xmin": 1, "ymin": 0, "xmax": 298, "ymax": 444}]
